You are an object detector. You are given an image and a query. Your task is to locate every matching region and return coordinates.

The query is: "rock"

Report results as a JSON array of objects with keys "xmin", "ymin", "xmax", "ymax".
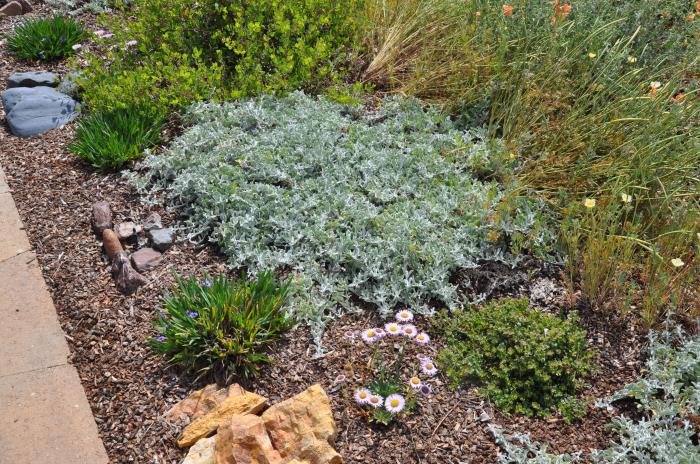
[
  {"xmin": 182, "ymin": 437, "xmax": 216, "ymax": 464},
  {"xmin": 7, "ymin": 72, "xmax": 58, "ymax": 89},
  {"xmin": 178, "ymin": 391, "xmax": 268, "ymax": 448},
  {"xmin": 165, "ymin": 384, "xmax": 246, "ymax": 424},
  {"xmin": 143, "ymin": 212, "xmax": 163, "ymax": 231},
  {"xmin": 149, "ymin": 227, "xmax": 175, "ymax": 251},
  {"xmin": 92, "ymin": 201, "xmax": 113, "ymax": 235},
  {"xmin": 215, "ymin": 414, "xmax": 282, "ymax": 464},
  {"xmin": 0, "ymin": 86, "xmax": 79, "ymax": 137},
  {"xmin": 262, "ymin": 385, "xmax": 341, "ymax": 464},
  {"xmin": 115, "ymin": 221, "xmax": 141, "ymax": 242},
  {"xmin": 102, "ymin": 229, "xmax": 123, "ymax": 261},
  {"xmin": 130, "ymin": 247, "xmax": 162, "ymax": 272},
  {"xmin": 111, "ymin": 251, "xmax": 148, "ymax": 295},
  {"xmin": 0, "ymin": 1, "xmax": 22, "ymax": 15}
]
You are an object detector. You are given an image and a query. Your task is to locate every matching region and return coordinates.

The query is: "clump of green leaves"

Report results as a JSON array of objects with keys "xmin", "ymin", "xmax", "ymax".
[
  {"xmin": 151, "ymin": 272, "xmax": 290, "ymax": 380},
  {"xmin": 76, "ymin": 0, "xmax": 364, "ymax": 115},
  {"xmin": 130, "ymin": 93, "xmax": 556, "ymax": 346},
  {"xmin": 8, "ymin": 16, "xmax": 86, "ymax": 62},
  {"xmin": 437, "ymin": 298, "xmax": 592, "ymax": 417},
  {"xmin": 69, "ymin": 108, "xmax": 165, "ymax": 171}
]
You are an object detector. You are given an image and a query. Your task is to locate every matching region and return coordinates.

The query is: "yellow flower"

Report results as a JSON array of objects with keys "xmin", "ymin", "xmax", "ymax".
[
  {"xmin": 671, "ymin": 258, "xmax": 685, "ymax": 268},
  {"xmin": 509, "ymin": 152, "xmax": 516, "ymax": 160},
  {"xmin": 621, "ymin": 193, "xmax": 632, "ymax": 203},
  {"xmin": 627, "ymin": 56, "xmax": 637, "ymax": 63},
  {"xmin": 584, "ymin": 198, "xmax": 596, "ymax": 208},
  {"xmin": 588, "ymin": 52, "xmax": 597, "ymax": 59}
]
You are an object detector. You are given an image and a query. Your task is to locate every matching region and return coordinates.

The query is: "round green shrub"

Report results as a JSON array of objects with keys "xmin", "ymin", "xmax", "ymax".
[
  {"xmin": 8, "ymin": 16, "xmax": 85, "ymax": 62},
  {"xmin": 437, "ymin": 298, "xmax": 592, "ymax": 417},
  {"xmin": 151, "ymin": 272, "xmax": 290, "ymax": 380}
]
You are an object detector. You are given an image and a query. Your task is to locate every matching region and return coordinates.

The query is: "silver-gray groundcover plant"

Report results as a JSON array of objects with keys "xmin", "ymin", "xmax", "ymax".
[{"xmin": 131, "ymin": 92, "xmax": 554, "ymax": 344}]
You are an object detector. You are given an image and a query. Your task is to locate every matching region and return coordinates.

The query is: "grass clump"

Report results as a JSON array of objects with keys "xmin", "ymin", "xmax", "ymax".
[
  {"xmin": 68, "ymin": 109, "xmax": 165, "ymax": 171},
  {"xmin": 437, "ymin": 298, "xmax": 592, "ymax": 417},
  {"xmin": 7, "ymin": 16, "xmax": 86, "ymax": 62},
  {"xmin": 151, "ymin": 272, "xmax": 290, "ymax": 380},
  {"xmin": 131, "ymin": 93, "xmax": 555, "ymax": 345}
]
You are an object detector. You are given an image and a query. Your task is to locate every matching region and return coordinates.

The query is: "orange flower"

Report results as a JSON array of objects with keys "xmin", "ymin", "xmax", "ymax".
[
  {"xmin": 551, "ymin": 15, "xmax": 557, "ymax": 25},
  {"xmin": 502, "ymin": 4, "xmax": 514, "ymax": 16},
  {"xmin": 688, "ymin": 13, "xmax": 696, "ymax": 21},
  {"xmin": 673, "ymin": 92, "xmax": 686, "ymax": 102},
  {"xmin": 562, "ymin": 3, "xmax": 572, "ymax": 13},
  {"xmin": 696, "ymin": 0, "xmax": 700, "ymax": 12}
]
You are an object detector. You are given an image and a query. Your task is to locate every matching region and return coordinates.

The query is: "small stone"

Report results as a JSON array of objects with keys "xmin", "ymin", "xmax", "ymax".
[
  {"xmin": 102, "ymin": 229, "xmax": 123, "ymax": 261},
  {"xmin": 262, "ymin": 384, "xmax": 342, "ymax": 464},
  {"xmin": 143, "ymin": 212, "xmax": 162, "ymax": 231},
  {"xmin": 178, "ymin": 390, "xmax": 268, "ymax": 448},
  {"xmin": 130, "ymin": 247, "xmax": 162, "ymax": 272},
  {"xmin": 164, "ymin": 384, "xmax": 246, "ymax": 424},
  {"xmin": 215, "ymin": 415, "xmax": 282, "ymax": 464},
  {"xmin": 0, "ymin": 86, "xmax": 79, "ymax": 137},
  {"xmin": 111, "ymin": 251, "xmax": 148, "ymax": 295},
  {"xmin": 149, "ymin": 228, "xmax": 175, "ymax": 251},
  {"xmin": 92, "ymin": 201, "xmax": 112, "ymax": 235},
  {"xmin": 0, "ymin": 1, "xmax": 23, "ymax": 15},
  {"xmin": 7, "ymin": 72, "xmax": 58, "ymax": 89},
  {"xmin": 182, "ymin": 437, "xmax": 216, "ymax": 464},
  {"xmin": 115, "ymin": 221, "xmax": 140, "ymax": 242}
]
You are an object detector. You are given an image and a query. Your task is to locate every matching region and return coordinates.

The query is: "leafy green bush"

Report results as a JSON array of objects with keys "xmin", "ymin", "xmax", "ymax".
[
  {"xmin": 437, "ymin": 298, "xmax": 592, "ymax": 417},
  {"xmin": 7, "ymin": 16, "xmax": 86, "ymax": 62},
  {"xmin": 130, "ymin": 93, "xmax": 556, "ymax": 346},
  {"xmin": 151, "ymin": 272, "xmax": 290, "ymax": 380},
  {"xmin": 69, "ymin": 108, "xmax": 165, "ymax": 171},
  {"xmin": 490, "ymin": 323, "xmax": 700, "ymax": 462},
  {"xmin": 76, "ymin": 0, "xmax": 364, "ymax": 115}
]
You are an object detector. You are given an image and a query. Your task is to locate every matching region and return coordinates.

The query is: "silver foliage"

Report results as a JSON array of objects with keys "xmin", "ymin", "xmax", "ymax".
[{"xmin": 130, "ymin": 92, "xmax": 555, "ymax": 345}]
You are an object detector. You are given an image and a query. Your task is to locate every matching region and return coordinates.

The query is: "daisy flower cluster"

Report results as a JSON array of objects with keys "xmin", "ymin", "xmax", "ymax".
[{"xmin": 352, "ymin": 310, "xmax": 438, "ymax": 424}]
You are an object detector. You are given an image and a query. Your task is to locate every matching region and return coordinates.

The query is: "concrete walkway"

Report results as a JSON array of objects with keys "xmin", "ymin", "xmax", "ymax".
[{"xmin": 0, "ymin": 166, "xmax": 108, "ymax": 463}]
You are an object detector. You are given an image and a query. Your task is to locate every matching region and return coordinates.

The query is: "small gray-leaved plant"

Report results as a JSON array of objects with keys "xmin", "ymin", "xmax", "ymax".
[{"xmin": 130, "ymin": 92, "xmax": 555, "ymax": 347}]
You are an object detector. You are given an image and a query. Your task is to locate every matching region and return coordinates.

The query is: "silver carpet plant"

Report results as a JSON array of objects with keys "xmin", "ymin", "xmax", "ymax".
[{"xmin": 130, "ymin": 92, "xmax": 555, "ymax": 347}]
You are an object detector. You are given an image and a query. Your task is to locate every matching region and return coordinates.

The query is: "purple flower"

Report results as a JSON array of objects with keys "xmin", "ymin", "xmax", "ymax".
[
  {"xmin": 202, "ymin": 279, "xmax": 212, "ymax": 288},
  {"xmin": 101, "ymin": 33, "xmax": 114, "ymax": 39},
  {"xmin": 155, "ymin": 336, "xmax": 166, "ymax": 342},
  {"xmin": 420, "ymin": 384, "xmax": 433, "ymax": 397},
  {"xmin": 159, "ymin": 311, "xmax": 168, "ymax": 317},
  {"xmin": 186, "ymin": 311, "xmax": 199, "ymax": 318}
]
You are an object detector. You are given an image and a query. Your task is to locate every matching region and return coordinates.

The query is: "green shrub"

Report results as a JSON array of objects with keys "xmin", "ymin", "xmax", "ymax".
[
  {"xmin": 7, "ymin": 16, "xmax": 86, "ymax": 62},
  {"xmin": 130, "ymin": 93, "xmax": 556, "ymax": 347},
  {"xmin": 76, "ymin": 0, "xmax": 364, "ymax": 115},
  {"xmin": 68, "ymin": 108, "xmax": 165, "ymax": 171},
  {"xmin": 437, "ymin": 298, "xmax": 592, "ymax": 417},
  {"xmin": 151, "ymin": 272, "xmax": 290, "ymax": 380}
]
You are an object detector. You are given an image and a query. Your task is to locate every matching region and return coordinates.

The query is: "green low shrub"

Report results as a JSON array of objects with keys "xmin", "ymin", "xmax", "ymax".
[
  {"xmin": 130, "ymin": 93, "xmax": 556, "ymax": 347},
  {"xmin": 437, "ymin": 298, "xmax": 592, "ymax": 417},
  {"xmin": 76, "ymin": 0, "xmax": 364, "ymax": 115},
  {"xmin": 151, "ymin": 272, "xmax": 290, "ymax": 380},
  {"xmin": 8, "ymin": 16, "xmax": 86, "ymax": 62},
  {"xmin": 68, "ymin": 108, "xmax": 165, "ymax": 171}
]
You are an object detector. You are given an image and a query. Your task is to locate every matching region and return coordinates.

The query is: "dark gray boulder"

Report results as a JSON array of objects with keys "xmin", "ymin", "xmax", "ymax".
[
  {"xmin": 7, "ymin": 71, "xmax": 58, "ymax": 89},
  {"xmin": 1, "ymin": 87, "xmax": 79, "ymax": 137}
]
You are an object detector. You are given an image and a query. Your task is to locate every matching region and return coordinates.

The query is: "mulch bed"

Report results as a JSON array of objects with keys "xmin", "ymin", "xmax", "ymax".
[{"xmin": 1, "ymin": 5, "xmax": 647, "ymax": 463}]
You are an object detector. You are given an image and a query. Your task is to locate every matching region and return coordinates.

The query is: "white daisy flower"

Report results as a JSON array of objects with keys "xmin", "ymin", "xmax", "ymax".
[
  {"xmin": 361, "ymin": 328, "xmax": 378, "ymax": 344},
  {"xmin": 415, "ymin": 332, "xmax": 430, "ymax": 345},
  {"xmin": 408, "ymin": 376, "xmax": 422, "ymax": 390},
  {"xmin": 402, "ymin": 324, "xmax": 417, "ymax": 338},
  {"xmin": 367, "ymin": 394, "xmax": 384, "ymax": 408},
  {"xmin": 385, "ymin": 322, "xmax": 402, "ymax": 336},
  {"xmin": 671, "ymin": 258, "xmax": 685, "ymax": 268},
  {"xmin": 421, "ymin": 361, "xmax": 438, "ymax": 377},
  {"xmin": 374, "ymin": 328, "xmax": 386, "ymax": 339},
  {"xmin": 395, "ymin": 310, "xmax": 414, "ymax": 322},
  {"xmin": 419, "ymin": 384, "xmax": 433, "ymax": 397},
  {"xmin": 71, "ymin": 44, "xmax": 83, "ymax": 51},
  {"xmin": 385, "ymin": 394, "xmax": 406, "ymax": 414},
  {"xmin": 354, "ymin": 388, "xmax": 371, "ymax": 405}
]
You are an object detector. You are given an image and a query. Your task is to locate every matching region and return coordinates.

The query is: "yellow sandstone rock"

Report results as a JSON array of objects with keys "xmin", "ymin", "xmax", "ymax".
[
  {"xmin": 182, "ymin": 436, "xmax": 216, "ymax": 464},
  {"xmin": 165, "ymin": 383, "xmax": 246, "ymax": 424},
  {"xmin": 178, "ymin": 391, "xmax": 268, "ymax": 448},
  {"xmin": 215, "ymin": 414, "xmax": 282, "ymax": 464},
  {"xmin": 261, "ymin": 384, "xmax": 342, "ymax": 464}
]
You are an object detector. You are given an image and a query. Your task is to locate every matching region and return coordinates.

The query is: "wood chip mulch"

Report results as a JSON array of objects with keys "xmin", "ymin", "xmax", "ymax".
[{"xmin": 1, "ymin": 6, "xmax": 648, "ymax": 463}]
